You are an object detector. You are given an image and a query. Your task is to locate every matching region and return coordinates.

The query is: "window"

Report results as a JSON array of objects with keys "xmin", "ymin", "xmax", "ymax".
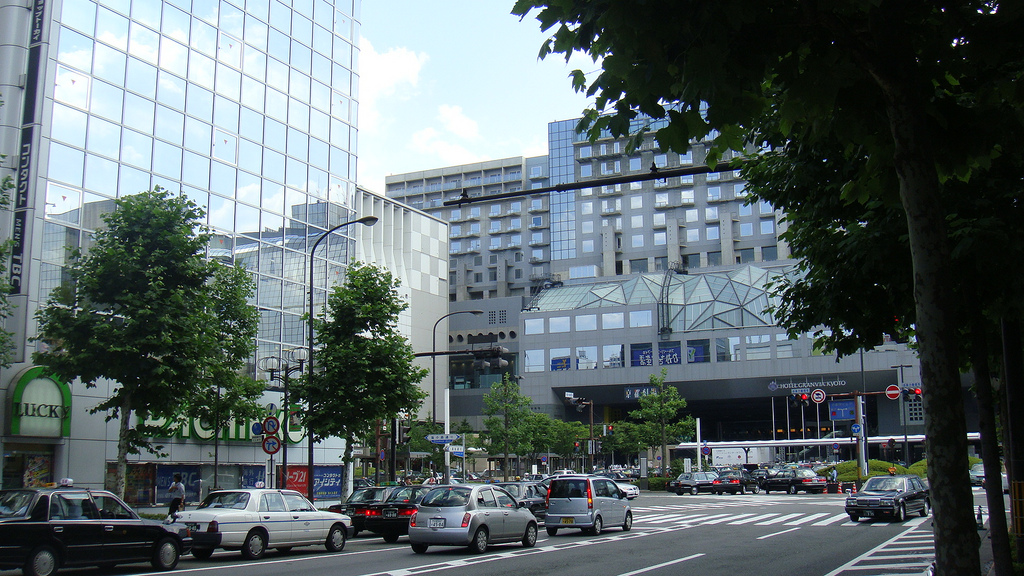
[
  {"xmin": 576, "ymin": 315, "xmax": 597, "ymax": 331},
  {"xmin": 579, "ymin": 145, "xmax": 591, "ymax": 158},
  {"xmin": 630, "ymin": 258, "xmax": 648, "ymax": 273},
  {"xmin": 654, "ymin": 231, "xmax": 667, "ymax": 246},
  {"xmin": 631, "ymin": 215, "xmax": 644, "ymax": 228},
  {"xmin": 490, "ymin": 204, "xmax": 501, "ymax": 216},
  {"xmin": 524, "ymin": 349, "xmax": 545, "ymax": 372},
  {"xmin": 706, "ymin": 225, "xmax": 719, "ymax": 240},
  {"xmin": 760, "ymin": 219, "xmax": 775, "ymax": 234},
  {"xmin": 686, "ymin": 228, "xmax": 700, "ymax": 242},
  {"xmin": 705, "ymin": 207, "xmax": 718, "ymax": 221},
  {"xmin": 659, "ymin": 341, "xmax": 682, "ymax": 365},
  {"xmin": 576, "ymin": 346, "xmax": 598, "ymax": 369},
  {"xmin": 581, "ymin": 220, "xmax": 594, "ymax": 233},
  {"xmin": 450, "ymin": 208, "xmax": 461, "ymax": 220},
  {"xmin": 716, "ymin": 337, "xmax": 741, "ymax": 361},
  {"xmin": 681, "ymin": 188, "xmax": 694, "ymax": 203},
  {"xmin": 707, "ymin": 186, "xmax": 721, "ymax": 201},
  {"xmin": 762, "ymin": 245, "xmax": 779, "ymax": 261},
  {"xmin": 489, "ymin": 237, "xmax": 501, "ymax": 249},
  {"xmin": 602, "ymin": 312, "xmax": 624, "ymax": 329},
  {"xmin": 550, "ymin": 347, "xmax": 571, "ymax": 370},
  {"xmin": 655, "ymin": 192, "xmax": 669, "ymax": 207},
  {"xmin": 582, "ymin": 239, "xmax": 595, "ymax": 252},
  {"xmin": 581, "ymin": 201, "xmax": 593, "ymax": 215},
  {"xmin": 580, "ymin": 164, "xmax": 592, "ymax": 177},
  {"xmin": 739, "ymin": 203, "xmax": 752, "ymax": 216},
  {"xmin": 631, "ymin": 234, "xmax": 644, "ymax": 248},
  {"xmin": 630, "ymin": 195, "xmax": 643, "ymax": 209},
  {"xmin": 602, "ymin": 345, "xmax": 624, "ymax": 368},
  {"xmin": 630, "ymin": 343, "xmax": 654, "ymax": 367},
  {"xmin": 685, "ymin": 209, "xmax": 698, "ymax": 222},
  {"xmin": 524, "ymin": 318, "xmax": 544, "ymax": 335},
  {"xmin": 707, "ymin": 251, "xmax": 722, "ymax": 266},
  {"xmin": 653, "ymin": 213, "xmax": 666, "ymax": 226},
  {"xmin": 629, "ymin": 157, "xmax": 641, "ymax": 171},
  {"xmin": 686, "ymin": 339, "xmax": 710, "ymax": 363},
  {"xmin": 550, "ymin": 316, "xmax": 570, "ymax": 333},
  {"xmin": 532, "ymin": 216, "xmax": 543, "ymax": 227},
  {"xmin": 737, "ymin": 248, "xmax": 755, "ymax": 263},
  {"xmin": 740, "ymin": 222, "xmax": 754, "ymax": 237},
  {"xmin": 654, "ymin": 153, "xmax": 667, "ymax": 167},
  {"xmin": 489, "ymin": 221, "xmax": 501, "ymax": 233},
  {"xmin": 629, "ymin": 310, "xmax": 652, "ymax": 327}
]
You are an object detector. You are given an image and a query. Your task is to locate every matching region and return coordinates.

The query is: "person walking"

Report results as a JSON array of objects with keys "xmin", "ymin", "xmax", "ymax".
[{"xmin": 167, "ymin": 473, "xmax": 186, "ymax": 516}]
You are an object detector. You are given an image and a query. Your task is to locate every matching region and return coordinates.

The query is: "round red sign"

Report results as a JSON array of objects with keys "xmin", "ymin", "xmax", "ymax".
[{"xmin": 885, "ymin": 385, "xmax": 902, "ymax": 400}]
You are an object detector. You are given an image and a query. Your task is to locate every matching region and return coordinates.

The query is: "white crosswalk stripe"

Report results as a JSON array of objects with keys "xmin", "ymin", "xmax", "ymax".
[{"xmin": 630, "ymin": 509, "xmax": 904, "ymax": 529}]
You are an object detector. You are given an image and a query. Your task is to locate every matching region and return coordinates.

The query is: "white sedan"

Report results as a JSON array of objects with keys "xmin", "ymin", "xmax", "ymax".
[
  {"xmin": 171, "ymin": 489, "xmax": 353, "ymax": 560},
  {"xmin": 616, "ymin": 482, "xmax": 640, "ymax": 499}
]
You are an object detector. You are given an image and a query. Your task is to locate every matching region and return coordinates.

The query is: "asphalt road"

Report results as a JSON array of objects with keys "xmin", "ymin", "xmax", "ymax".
[{"xmin": 5, "ymin": 487, "xmax": 999, "ymax": 576}]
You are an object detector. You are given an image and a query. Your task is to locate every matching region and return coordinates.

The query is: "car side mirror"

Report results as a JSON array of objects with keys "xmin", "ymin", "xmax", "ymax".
[{"xmin": 619, "ymin": 490, "xmax": 626, "ymax": 499}]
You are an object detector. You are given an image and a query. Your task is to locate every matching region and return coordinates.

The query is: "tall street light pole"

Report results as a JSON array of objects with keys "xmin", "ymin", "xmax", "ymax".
[
  {"xmin": 257, "ymin": 348, "xmax": 307, "ymax": 489},
  {"xmin": 306, "ymin": 215, "xmax": 378, "ymax": 500},
  {"xmin": 432, "ymin": 310, "xmax": 483, "ymax": 484}
]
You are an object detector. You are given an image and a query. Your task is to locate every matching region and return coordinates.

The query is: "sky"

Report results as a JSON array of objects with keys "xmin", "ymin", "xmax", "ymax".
[{"xmin": 355, "ymin": 1, "xmax": 597, "ymax": 195}]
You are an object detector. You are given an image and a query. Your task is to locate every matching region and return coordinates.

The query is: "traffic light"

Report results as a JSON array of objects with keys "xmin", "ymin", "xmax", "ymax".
[
  {"xmin": 398, "ymin": 424, "xmax": 412, "ymax": 444},
  {"xmin": 798, "ymin": 393, "xmax": 810, "ymax": 407},
  {"xmin": 789, "ymin": 394, "xmax": 798, "ymax": 407},
  {"xmin": 472, "ymin": 346, "xmax": 510, "ymax": 370},
  {"xmin": 604, "ymin": 424, "xmax": 614, "ymax": 436},
  {"xmin": 903, "ymin": 387, "xmax": 922, "ymax": 400},
  {"xmin": 573, "ymin": 441, "xmax": 581, "ymax": 453}
]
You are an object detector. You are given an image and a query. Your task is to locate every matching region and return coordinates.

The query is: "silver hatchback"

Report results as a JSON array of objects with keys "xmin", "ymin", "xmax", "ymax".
[
  {"xmin": 544, "ymin": 475, "xmax": 633, "ymax": 536},
  {"xmin": 408, "ymin": 485, "xmax": 539, "ymax": 554}
]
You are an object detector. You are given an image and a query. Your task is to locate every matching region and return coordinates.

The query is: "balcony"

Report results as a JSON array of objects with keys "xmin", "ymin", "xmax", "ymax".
[{"xmin": 528, "ymin": 204, "xmax": 549, "ymax": 214}]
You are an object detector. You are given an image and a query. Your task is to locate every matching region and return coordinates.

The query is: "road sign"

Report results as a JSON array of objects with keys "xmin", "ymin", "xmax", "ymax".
[
  {"xmin": 379, "ymin": 450, "xmax": 385, "ymax": 462},
  {"xmin": 541, "ymin": 456, "xmax": 547, "ymax": 463},
  {"xmin": 811, "ymin": 389, "xmax": 826, "ymax": 404},
  {"xmin": 446, "ymin": 444, "xmax": 464, "ymax": 453},
  {"xmin": 791, "ymin": 387, "xmax": 811, "ymax": 395},
  {"xmin": 701, "ymin": 446, "xmax": 711, "ymax": 455},
  {"xmin": 426, "ymin": 433, "xmax": 460, "ymax": 444},
  {"xmin": 262, "ymin": 416, "xmax": 280, "ymax": 436},
  {"xmin": 251, "ymin": 422, "xmax": 264, "ymax": 435},
  {"xmin": 887, "ymin": 438, "xmax": 897, "ymax": 449},
  {"xmin": 832, "ymin": 443, "xmax": 840, "ymax": 451},
  {"xmin": 829, "ymin": 399, "xmax": 856, "ymax": 421},
  {"xmin": 262, "ymin": 435, "xmax": 281, "ymax": 455},
  {"xmin": 885, "ymin": 385, "xmax": 902, "ymax": 400},
  {"xmin": 851, "ymin": 423, "xmax": 862, "ymax": 435}
]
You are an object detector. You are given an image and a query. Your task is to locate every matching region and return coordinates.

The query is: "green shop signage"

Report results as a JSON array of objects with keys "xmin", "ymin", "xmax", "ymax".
[
  {"xmin": 8, "ymin": 367, "xmax": 72, "ymax": 437},
  {"xmin": 146, "ymin": 405, "xmax": 304, "ymax": 444}
]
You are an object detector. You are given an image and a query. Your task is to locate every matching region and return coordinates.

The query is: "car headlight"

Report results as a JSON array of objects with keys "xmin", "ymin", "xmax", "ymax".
[
  {"xmin": 845, "ymin": 498, "xmax": 856, "ymax": 506},
  {"xmin": 880, "ymin": 499, "xmax": 894, "ymax": 506}
]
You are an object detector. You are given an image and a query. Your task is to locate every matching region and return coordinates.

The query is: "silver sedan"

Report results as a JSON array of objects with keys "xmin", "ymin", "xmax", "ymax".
[{"xmin": 408, "ymin": 485, "xmax": 538, "ymax": 554}]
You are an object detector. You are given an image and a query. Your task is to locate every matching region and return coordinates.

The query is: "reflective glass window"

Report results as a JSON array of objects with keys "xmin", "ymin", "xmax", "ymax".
[
  {"xmin": 58, "ymin": 26, "xmax": 93, "ymax": 72},
  {"xmin": 285, "ymin": 158, "xmax": 306, "ymax": 188},
  {"xmin": 183, "ymin": 153, "xmax": 211, "ymax": 188},
  {"xmin": 48, "ymin": 143, "xmax": 85, "ymax": 187},
  {"xmin": 54, "ymin": 67, "xmax": 90, "ymax": 109},
  {"xmin": 153, "ymin": 141, "xmax": 183, "ymax": 179},
  {"xmin": 45, "ymin": 183, "xmax": 81, "ymax": 225},
  {"xmin": 310, "ymin": 80, "xmax": 330, "ymax": 112},
  {"xmin": 241, "ymin": 76, "xmax": 265, "ymax": 110},
  {"xmin": 51, "ymin": 104, "xmax": 88, "ymax": 148},
  {"xmin": 263, "ymin": 181, "xmax": 286, "ymax": 214},
  {"xmin": 287, "ymin": 128, "xmax": 308, "ymax": 161},
  {"xmin": 312, "ymin": 24, "xmax": 332, "ymax": 57},
  {"xmin": 238, "ymin": 107, "xmax": 263, "ymax": 144},
  {"xmin": 86, "ymin": 116, "xmax": 121, "ymax": 158},
  {"xmin": 266, "ymin": 89, "xmax": 288, "ymax": 122},
  {"xmin": 291, "ymin": 40, "xmax": 312, "ymax": 75},
  {"xmin": 602, "ymin": 312, "xmax": 624, "ymax": 329},
  {"xmin": 191, "ymin": 18, "xmax": 218, "ymax": 56},
  {"xmin": 263, "ymin": 148, "xmax": 285, "ymax": 182},
  {"xmin": 308, "ymin": 137, "xmax": 328, "ymax": 170},
  {"xmin": 157, "ymin": 71, "xmax": 187, "ymax": 110},
  {"xmin": 210, "ymin": 161, "xmax": 236, "ymax": 198},
  {"xmin": 193, "ymin": 1, "xmax": 219, "ymax": 26},
  {"xmin": 118, "ymin": 165, "xmax": 151, "ymax": 197},
  {"xmin": 159, "ymin": 37, "xmax": 189, "ymax": 77},
  {"xmin": 221, "ymin": 2, "xmax": 244, "ymax": 38},
  {"xmin": 162, "ymin": 4, "xmax": 191, "ymax": 44},
  {"xmin": 123, "ymin": 93, "xmax": 155, "ymax": 132},
  {"xmin": 238, "ymin": 139, "xmax": 262, "ymax": 174},
  {"xmin": 130, "ymin": 1, "xmax": 160, "ymax": 28},
  {"xmin": 243, "ymin": 45, "xmax": 267, "ymax": 81},
  {"xmin": 244, "ymin": 14, "xmax": 269, "ymax": 50},
  {"xmin": 267, "ymin": 57, "xmax": 289, "ymax": 90},
  {"xmin": 186, "ymin": 84, "xmax": 214, "ymax": 121},
  {"xmin": 270, "ymin": 0, "xmax": 291, "ymax": 32},
  {"xmin": 236, "ymin": 171, "xmax": 261, "ymax": 205},
  {"xmin": 309, "ymin": 109, "xmax": 328, "ymax": 141},
  {"xmin": 155, "ymin": 105, "xmax": 185, "ymax": 145},
  {"xmin": 333, "ymin": 10, "xmax": 351, "ymax": 41},
  {"xmin": 214, "ymin": 95, "xmax": 240, "ymax": 132},
  {"xmin": 264, "ymin": 118, "xmax": 286, "ymax": 151},
  {"xmin": 96, "ymin": 7, "xmax": 129, "ymax": 50},
  {"xmin": 331, "ymin": 63, "xmax": 351, "ymax": 94},
  {"xmin": 128, "ymin": 22, "xmax": 159, "ymax": 64},
  {"xmin": 312, "ymin": 52, "xmax": 331, "ymax": 84},
  {"xmin": 125, "ymin": 58, "xmax": 157, "ymax": 98},
  {"xmin": 120, "ymin": 129, "xmax": 152, "ymax": 169},
  {"xmin": 247, "ymin": 0, "xmax": 271, "ymax": 20},
  {"xmin": 603, "ymin": 344, "xmax": 624, "ymax": 368},
  {"xmin": 184, "ymin": 117, "xmax": 212, "ymax": 155},
  {"xmin": 268, "ymin": 28, "xmax": 290, "ymax": 62},
  {"xmin": 292, "ymin": 13, "xmax": 313, "ymax": 46},
  {"xmin": 218, "ymin": 32, "xmax": 242, "ymax": 68},
  {"xmin": 188, "ymin": 51, "xmax": 216, "ymax": 89},
  {"xmin": 290, "ymin": 70, "xmax": 311, "ymax": 103},
  {"xmin": 84, "ymin": 154, "xmax": 118, "ymax": 193},
  {"xmin": 209, "ymin": 194, "xmax": 235, "ymax": 231},
  {"xmin": 92, "ymin": 43, "xmax": 126, "ymax": 84}
]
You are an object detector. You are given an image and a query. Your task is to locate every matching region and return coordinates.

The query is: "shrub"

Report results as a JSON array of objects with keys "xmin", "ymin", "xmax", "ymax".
[{"xmin": 647, "ymin": 477, "xmax": 669, "ymax": 491}]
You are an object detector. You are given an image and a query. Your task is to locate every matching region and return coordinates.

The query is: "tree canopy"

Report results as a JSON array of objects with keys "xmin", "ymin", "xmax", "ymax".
[
  {"xmin": 512, "ymin": 3, "xmax": 1024, "ymax": 572},
  {"xmin": 33, "ymin": 188, "xmax": 260, "ymax": 498},
  {"xmin": 481, "ymin": 374, "xmax": 534, "ymax": 481}
]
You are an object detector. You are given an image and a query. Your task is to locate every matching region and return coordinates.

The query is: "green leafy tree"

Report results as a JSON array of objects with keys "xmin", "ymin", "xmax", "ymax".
[
  {"xmin": 627, "ymin": 369, "xmax": 694, "ymax": 474},
  {"xmin": 33, "ymin": 188, "xmax": 260, "ymax": 498},
  {"xmin": 519, "ymin": 410, "xmax": 555, "ymax": 473},
  {"xmin": 295, "ymin": 262, "xmax": 428, "ymax": 480},
  {"xmin": 407, "ymin": 419, "xmax": 444, "ymax": 473},
  {"xmin": 481, "ymin": 373, "xmax": 532, "ymax": 480},
  {"xmin": 511, "ymin": 3, "xmax": 1024, "ymax": 571},
  {"xmin": 549, "ymin": 418, "xmax": 587, "ymax": 470},
  {"xmin": 600, "ymin": 420, "xmax": 645, "ymax": 466}
]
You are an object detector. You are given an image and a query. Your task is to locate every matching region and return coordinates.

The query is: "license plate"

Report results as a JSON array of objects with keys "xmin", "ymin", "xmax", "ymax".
[
  {"xmin": 383, "ymin": 509, "xmax": 398, "ymax": 519},
  {"xmin": 428, "ymin": 518, "xmax": 445, "ymax": 528},
  {"xmin": 560, "ymin": 517, "xmax": 575, "ymax": 524},
  {"xmin": 185, "ymin": 523, "xmax": 200, "ymax": 531},
  {"xmin": 862, "ymin": 511, "xmax": 874, "ymax": 517}
]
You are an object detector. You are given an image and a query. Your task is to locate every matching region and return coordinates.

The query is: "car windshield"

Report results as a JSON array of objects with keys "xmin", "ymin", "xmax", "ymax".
[
  {"xmin": 795, "ymin": 469, "xmax": 818, "ymax": 478},
  {"xmin": 419, "ymin": 486, "xmax": 471, "ymax": 507},
  {"xmin": 0, "ymin": 490, "xmax": 34, "ymax": 518},
  {"xmin": 863, "ymin": 477, "xmax": 906, "ymax": 492},
  {"xmin": 385, "ymin": 487, "xmax": 428, "ymax": 503},
  {"xmin": 198, "ymin": 491, "xmax": 250, "ymax": 509},
  {"xmin": 348, "ymin": 487, "xmax": 389, "ymax": 503},
  {"xmin": 719, "ymin": 471, "xmax": 741, "ymax": 479}
]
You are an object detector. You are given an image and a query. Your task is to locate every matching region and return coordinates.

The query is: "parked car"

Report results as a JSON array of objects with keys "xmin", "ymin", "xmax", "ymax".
[
  {"xmin": 495, "ymin": 482, "xmax": 549, "ymax": 519},
  {"xmin": 544, "ymin": 475, "xmax": 632, "ymax": 536},
  {"xmin": 327, "ymin": 486, "xmax": 397, "ymax": 536},
  {"xmin": 361, "ymin": 486, "xmax": 433, "ymax": 543},
  {"xmin": 595, "ymin": 471, "xmax": 630, "ymax": 481},
  {"xmin": 667, "ymin": 471, "xmax": 719, "ymax": 495},
  {"xmin": 0, "ymin": 485, "xmax": 191, "ymax": 576},
  {"xmin": 748, "ymin": 468, "xmax": 775, "ymax": 488},
  {"xmin": 616, "ymin": 482, "xmax": 640, "ymax": 499},
  {"xmin": 174, "ymin": 489, "xmax": 352, "ymax": 560},
  {"xmin": 845, "ymin": 474, "xmax": 930, "ymax": 522},
  {"xmin": 522, "ymin": 474, "xmax": 548, "ymax": 482},
  {"xmin": 408, "ymin": 485, "xmax": 538, "ymax": 554},
  {"xmin": 711, "ymin": 470, "xmax": 760, "ymax": 495},
  {"xmin": 969, "ymin": 463, "xmax": 986, "ymax": 486},
  {"xmin": 762, "ymin": 468, "xmax": 827, "ymax": 494}
]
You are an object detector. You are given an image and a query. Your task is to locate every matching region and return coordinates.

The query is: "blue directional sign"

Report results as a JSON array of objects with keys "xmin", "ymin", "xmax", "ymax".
[
  {"xmin": 851, "ymin": 423, "xmax": 862, "ymax": 435},
  {"xmin": 829, "ymin": 399, "xmax": 856, "ymax": 421}
]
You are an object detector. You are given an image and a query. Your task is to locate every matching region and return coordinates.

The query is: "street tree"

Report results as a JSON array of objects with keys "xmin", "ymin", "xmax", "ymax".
[
  {"xmin": 481, "ymin": 374, "xmax": 533, "ymax": 480},
  {"xmin": 33, "ymin": 188, "xmax": 260, "ymax": 499},
  {"xmin": 408, "ymin": 419, "xmax": 444, "ymax": 474},
  {"xmin": 295, "ymin": 262, "xmax": 427, "ymax": 481},
  {"xmin": 627, "ymin": 368, "xmax": 694, "ymax": 474},
  {"xmin": 519, "ymin": 410, "xmax": 555, "ymax": 473},
  {"xmin": 600, "ymin": 420, "xmax": 645, "ymax": 467},
  {"xmin": 549, "ymin": 418, "xmax": 587, "ymax": 470},
  {"xmin": 511, "ymin": 3, "xmax": 1024, "ymax": 571}
]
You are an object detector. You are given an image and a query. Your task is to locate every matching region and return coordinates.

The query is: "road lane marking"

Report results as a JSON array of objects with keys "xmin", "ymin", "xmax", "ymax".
[
  {"xmin": 613, "ymin": 553, "xmax": 705, "ymax": 576},
  {"xmin": 755, "ymin": 513, "xmax": 803, "ymax": 525},
  {"xmin": 785, "ymin": 512, "xmax": 831, "ymax": 525},
  {"xmin": 731, "ymin": 513, "xmax": 779, "ymax": 524},
  {"xmin": 811, "ymin": 513, "xmax": 850, "ymax": 526},
  {"xmin": 757, "ymin": 527, "xmax": 800, "ymax": 539}
]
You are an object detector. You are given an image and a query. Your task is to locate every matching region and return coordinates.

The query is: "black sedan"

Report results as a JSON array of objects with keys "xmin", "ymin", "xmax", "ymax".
[
  {"xmin": 762, "ymin": 468, "xmax": 827, "ymax": 494},
  {"xmin": 362, "ymin": 486, "xmax": 433, "ymax": 543},
  {"xmin": 711, "ymin": 470, "xmax": 760, "ymax": 495},
  {"xmin": 328, "ymin": 486, "xmax": 397, "ymax": 536},
  {"xmin": 845, "ymin": 474, "xmax": 930, "ymax": 522},
  {"xmin": 0, "ymin": 486, "xmax": 191, "ymax": 576},
  {"xmin": 667, "ymin": 472, "xmax": 719, "ymax": 495},
  {"xmin": 494, "ymin": 482, "xmax": 548, "ymax": 519}
]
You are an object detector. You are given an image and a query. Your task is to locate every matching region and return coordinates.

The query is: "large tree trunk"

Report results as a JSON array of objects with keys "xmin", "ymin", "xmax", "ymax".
[
  {"xmin": 970, "ymin": 320, "xmax": 1012, "ymax": 575},
  {"xmin": 873, "ymin": 63, "xmax": 979, "ymax": 576},
  {"xmin": 115, "ymin": 394, "xmax": 133, "ymax": 501},
  {"xmin": 1001, "ymin": 319, "xmax": 1024, "ymax": 557}
]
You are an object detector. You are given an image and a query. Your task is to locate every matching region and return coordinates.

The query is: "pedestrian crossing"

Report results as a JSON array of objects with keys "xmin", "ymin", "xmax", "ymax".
[{"xmin": 631, "ymin": 506, "xmax": 931, "ymax": 529}]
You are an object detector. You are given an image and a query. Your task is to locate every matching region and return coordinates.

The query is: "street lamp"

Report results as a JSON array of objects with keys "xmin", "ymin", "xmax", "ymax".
[
  {"xmin": 306, "ymin": 214, "xmax": 378, "ymax": 500},
  {"xmin": 256, "ymin": 348, "xmax": 308, "ymax": 489},
  {"xmin": 432, "ymin": 310, "xmax": 484, "ymax": 484}
]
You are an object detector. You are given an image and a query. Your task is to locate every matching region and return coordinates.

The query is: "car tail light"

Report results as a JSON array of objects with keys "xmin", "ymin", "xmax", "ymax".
[
  {"xmin": 409, "ymin": 512, "xmax": 417, "ymax": 527},
  {"xmin": 399, "ymin": 508, "xmax": 416, "ymax": 516},
  {"xmin": 730, "ymin": 479, "xmax": 739, "ymax": 484},
  {"xmin": 461, "ymin": 513, "xmax": 471, "ymax": 528},
  {"xmin": 545, "ymin": 486, "xmax": 551, "ymax": 507},
  {"xmin": 207, "ymin": 520, "xmax": 219, "ymax": 533},
  {"xmin": 712, "ymin": 479, "xmax": 722, "ymax": 485},
  {"xmin": 364, "ymin": 508, "xmax": 381, "ymax": 516},
  {"xmin": 587, "ymin": 483, "xmax": 593, "ymax": 510}
]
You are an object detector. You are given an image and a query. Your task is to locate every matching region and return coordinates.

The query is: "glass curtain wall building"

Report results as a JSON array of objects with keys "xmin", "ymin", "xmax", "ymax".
[{"xmin": 0, "ymin": 0, "xmax": 369, "ymax": 495}]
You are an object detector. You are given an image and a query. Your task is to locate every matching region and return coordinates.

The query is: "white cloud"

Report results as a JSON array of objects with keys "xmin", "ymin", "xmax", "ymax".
[
  {"xmin": 358, "ymin": 36, "xmax": 429, "ymax": 133},
  {"xmin": 410, "ymin": 127, "xmax": 486, "ymax": 165},
  {"xmin": 437, "ymin": 104, "xmax": 479, "ymax": 140}
]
